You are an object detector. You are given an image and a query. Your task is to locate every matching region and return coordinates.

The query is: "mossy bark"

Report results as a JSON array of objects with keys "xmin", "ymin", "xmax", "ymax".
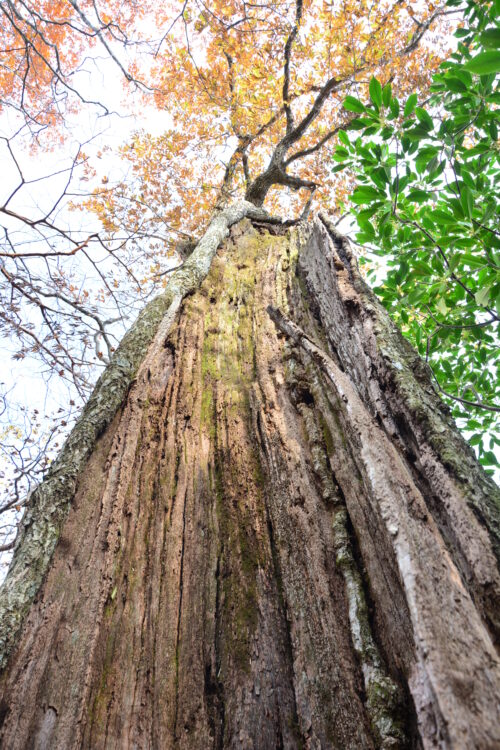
[
  {"xmin": 0, "ymin": 200, "xmax": 269, "ymax": 673},
  {"xmin": 0, "ymin": 216, "xmax": 498, "ymax": 749}
]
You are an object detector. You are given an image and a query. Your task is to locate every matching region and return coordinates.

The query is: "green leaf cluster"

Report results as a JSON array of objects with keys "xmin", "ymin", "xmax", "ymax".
[{"xmin": 332, "ymin": 0, "xmax": 500, "ymax": 473}]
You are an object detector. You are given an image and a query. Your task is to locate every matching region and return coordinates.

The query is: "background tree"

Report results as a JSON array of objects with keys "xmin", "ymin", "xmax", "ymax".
[
  {"xmin": 332, "ymin": 0, "xmax": 500, "ymax": 472},
  {"xmin": 0, "ymin": 1, "xmax": 499, "ymax": 748}
]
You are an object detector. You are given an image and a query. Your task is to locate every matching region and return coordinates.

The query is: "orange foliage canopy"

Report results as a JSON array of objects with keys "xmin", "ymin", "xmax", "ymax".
[
  {"xmin": 91, "ymin": 0, "xmax": 452, "ymax": 247},
  {"xmin": 0, "ymin": 1, "xmax": 452, "ymax": 241},
  {"xmin": 0, "ymin": 0, "xmax": 153, "ymax": 128}
]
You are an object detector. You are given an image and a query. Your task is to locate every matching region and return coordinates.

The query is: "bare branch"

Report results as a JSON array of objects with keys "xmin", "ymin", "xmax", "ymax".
[{"xmin": 283, "ymin": 0, "xmax": 303, "ymax": 135}]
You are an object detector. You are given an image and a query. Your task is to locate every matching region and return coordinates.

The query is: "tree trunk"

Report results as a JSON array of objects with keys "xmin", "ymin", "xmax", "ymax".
[{"xmin": 0, "ymin": 216, "xmax": 498, "ymax": 749}]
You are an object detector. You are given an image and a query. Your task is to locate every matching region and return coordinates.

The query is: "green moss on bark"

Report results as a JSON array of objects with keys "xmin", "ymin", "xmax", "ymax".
[{"xmin": 0, "ymin": 201, "xmax": 273, "ymax": 672}]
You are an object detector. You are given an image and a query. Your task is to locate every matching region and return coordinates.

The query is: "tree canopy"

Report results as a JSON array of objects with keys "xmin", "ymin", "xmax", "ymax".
[{"xmin": 88, "ymin": 0, "xmax": 453, "ymax": 238}]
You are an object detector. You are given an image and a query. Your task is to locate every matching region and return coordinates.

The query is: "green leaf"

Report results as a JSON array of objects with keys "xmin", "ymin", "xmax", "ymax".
[
  {"xmin": 412, "ymin": 260, "xmax": 434, "ymax": 276},
  {"xmin": 405, "ymin": 126, "xmax": 432, "ymax": 141},
  {"xmin": 344, "ymin": 96, "xmax": 366, "ymax": 113},
  {"xmin": 380, "ymin": 126, "xmax": 394, "ymax": 140},
  {"xmin": 446, "ymin": 197, "xmax": 465, "ymax": 218},
  {"xmin": 407, "ymin": 189, "xmax": 431, "ymax": 202},
  {"xmin": 369, "ymin": 77, "xmax": 383, "ymax": 108},
  {"xmin": 351, "ymin": 185, "xmax": 384, "ymax": 204},
  {"xmin": 356, "ymin": 144, "xmax": 377, "ymax": 162},
  {"xmin": 488, "ymin": 120, "xmax": 498, "ymax": 140},
  {"xmin": 480, "ymin": 28, "xmax": 500, "ymax": 49},
  {"xmin": 460, "ymin": 185, "xmax": 474, "ymax": 218},
  {"xmin": 465, "ymin": 51, "xmax": 500, "ymax": 75},
  {"xmin": 346, "ymin": 117, "xmax": 366, "ymax": 130},
  {"xmin": 382, "ymin": 83, "xmax": 392, "ymax": 107},
  {"xmin": 393, "ymin": 174, "xmax": 411, "ymax": 193},
  {"xmin": 444, "ymin": 77, "xmax": 468, "ymax": 93},
  {"xmin": 415, "ymin": 107, "xmax": 434, "ymax": 131},
  {"xmin": 481, "ymin": 451, "xmax": 499, "ymax": 467},
  {"xmin": 370, "ymin": 169, "xmax": 389, "ymax": 190},
  {"xmin": 358, "ymin": 218, "xmax": 376, "ymax": 238},
  {"xmin": 467, "ymin": 420, "xmax": 482, "ymax": 431},
  {"xmin": 396, "ymin": 259, "xmax": 409, "ymax": 280},
  {"xmin": 449, "ymin": 68, "xmax": 473, "ymax": 88},
  {"xmin": 431, "ymin": 209, "xmax": 456, "ymax": 225},
  {"xmin": 436, "ymin": 297, "xmax": 448, "ymax": 316},
  {"xmin": 462, "ymin": 252, "xmax": 486, "ymax": 268},
  {"xmin": 404, "ymin": 93, "xmax": 418, "ymax": 117},
  {"xmin": 389, "ymin": 98, "xmax": 400, "ymax": 119},
  {"xmin": 357, "ymin": 206, "xmax": 378, "ymax": 220},
  {"xmin": 338, "ymin": 130, "xmax": 350, "ymax": 146},
  {"xmin": 475, "ymin": 286, "xmax": 491, "ymax": 306},
  {"xmin": 426, "ymin": 156, "xmax": 440, "ymax": 175},
  {"xmin": 415, "ymin": 146, "xmax": 438, "ymax": 173}
]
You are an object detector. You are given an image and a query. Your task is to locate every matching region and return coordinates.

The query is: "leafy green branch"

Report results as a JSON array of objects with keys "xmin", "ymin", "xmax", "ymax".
[{"xmin": 332, "ymin": 0, "xmax": 500, "ymax": 472}]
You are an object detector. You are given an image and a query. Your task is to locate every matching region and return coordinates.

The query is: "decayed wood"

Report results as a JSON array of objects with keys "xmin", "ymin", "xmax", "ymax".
[
  {"xmin": 0, "ymin": 216, "xmax": 498, "ymax": 749},
  {"xmin": 267, "ymin": 303, "xmax": 500, "ymax": 749},
  {"xmin": 306, "ymin": 215, "xmax": 500, "ymax": 640}
]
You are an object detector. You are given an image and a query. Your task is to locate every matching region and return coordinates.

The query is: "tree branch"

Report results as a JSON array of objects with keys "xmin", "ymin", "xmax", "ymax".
[{"xmin": 283, "ymin": 0, "xmax": 303, "ymax": 135}]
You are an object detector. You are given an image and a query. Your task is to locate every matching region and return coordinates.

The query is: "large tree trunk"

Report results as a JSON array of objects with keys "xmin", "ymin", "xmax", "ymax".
[{"xmin": 0, "ymin": 216, "xmax": 498, "ymax": 749}]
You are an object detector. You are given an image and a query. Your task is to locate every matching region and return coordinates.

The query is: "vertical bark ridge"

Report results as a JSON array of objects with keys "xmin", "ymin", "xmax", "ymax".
[
  {"xmin": 0, "ymin": 217, "xmax": 498, "ymax": 749},
  {"xmin": 250, "ymin": 232, "xmax": 402, "ymax": 748},
  {"xmin": 310, "ymin": 215, "xmax": 500, "ymax": 642},
  {"xmin": 265, "ymin": 220, "xmax": 500, "ymax": 747}
]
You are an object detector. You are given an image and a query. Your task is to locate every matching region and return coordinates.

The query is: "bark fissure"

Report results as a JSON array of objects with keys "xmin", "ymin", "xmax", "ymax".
[
  {"xmin": 252, "ymin": 404, "xmax": 306, "ymax": 749},
  {"xmin": 303, "ymin": 216, "xmax": 500, "ymax": 643},
  {"xmin": 209, "ymin": 548, "xmax": 225, "ymax": 750},
  {"xmin": 173, "ymin": 475, "xmax": 188, "ymax": 742},
  {"xmin": 270, "ymin": 260, "xmax": 410, "ymax": 747},
  {"xmin": 296, "ymin": 397, "xmax": 406, "ymax": 748}
]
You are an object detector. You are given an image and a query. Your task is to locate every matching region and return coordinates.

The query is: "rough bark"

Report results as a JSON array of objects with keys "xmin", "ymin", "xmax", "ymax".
[
  {"xmin": 0, "ymin": 216, "xmax": 498, "ymax": 749},
  {"xmin": 0, "ymin": 200, "xmax": 270, "ymax": 672}
]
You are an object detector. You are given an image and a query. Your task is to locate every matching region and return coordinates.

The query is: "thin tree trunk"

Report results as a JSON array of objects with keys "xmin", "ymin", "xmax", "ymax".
[{"xmin": 0, "ymin": 216, "xmax": 498, "ymax": 749}]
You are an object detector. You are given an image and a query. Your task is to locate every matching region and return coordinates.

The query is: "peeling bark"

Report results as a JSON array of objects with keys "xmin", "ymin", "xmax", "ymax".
[{"xmin": 0, "ymin": 216, "xmax": 498, "ymax": 749}]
